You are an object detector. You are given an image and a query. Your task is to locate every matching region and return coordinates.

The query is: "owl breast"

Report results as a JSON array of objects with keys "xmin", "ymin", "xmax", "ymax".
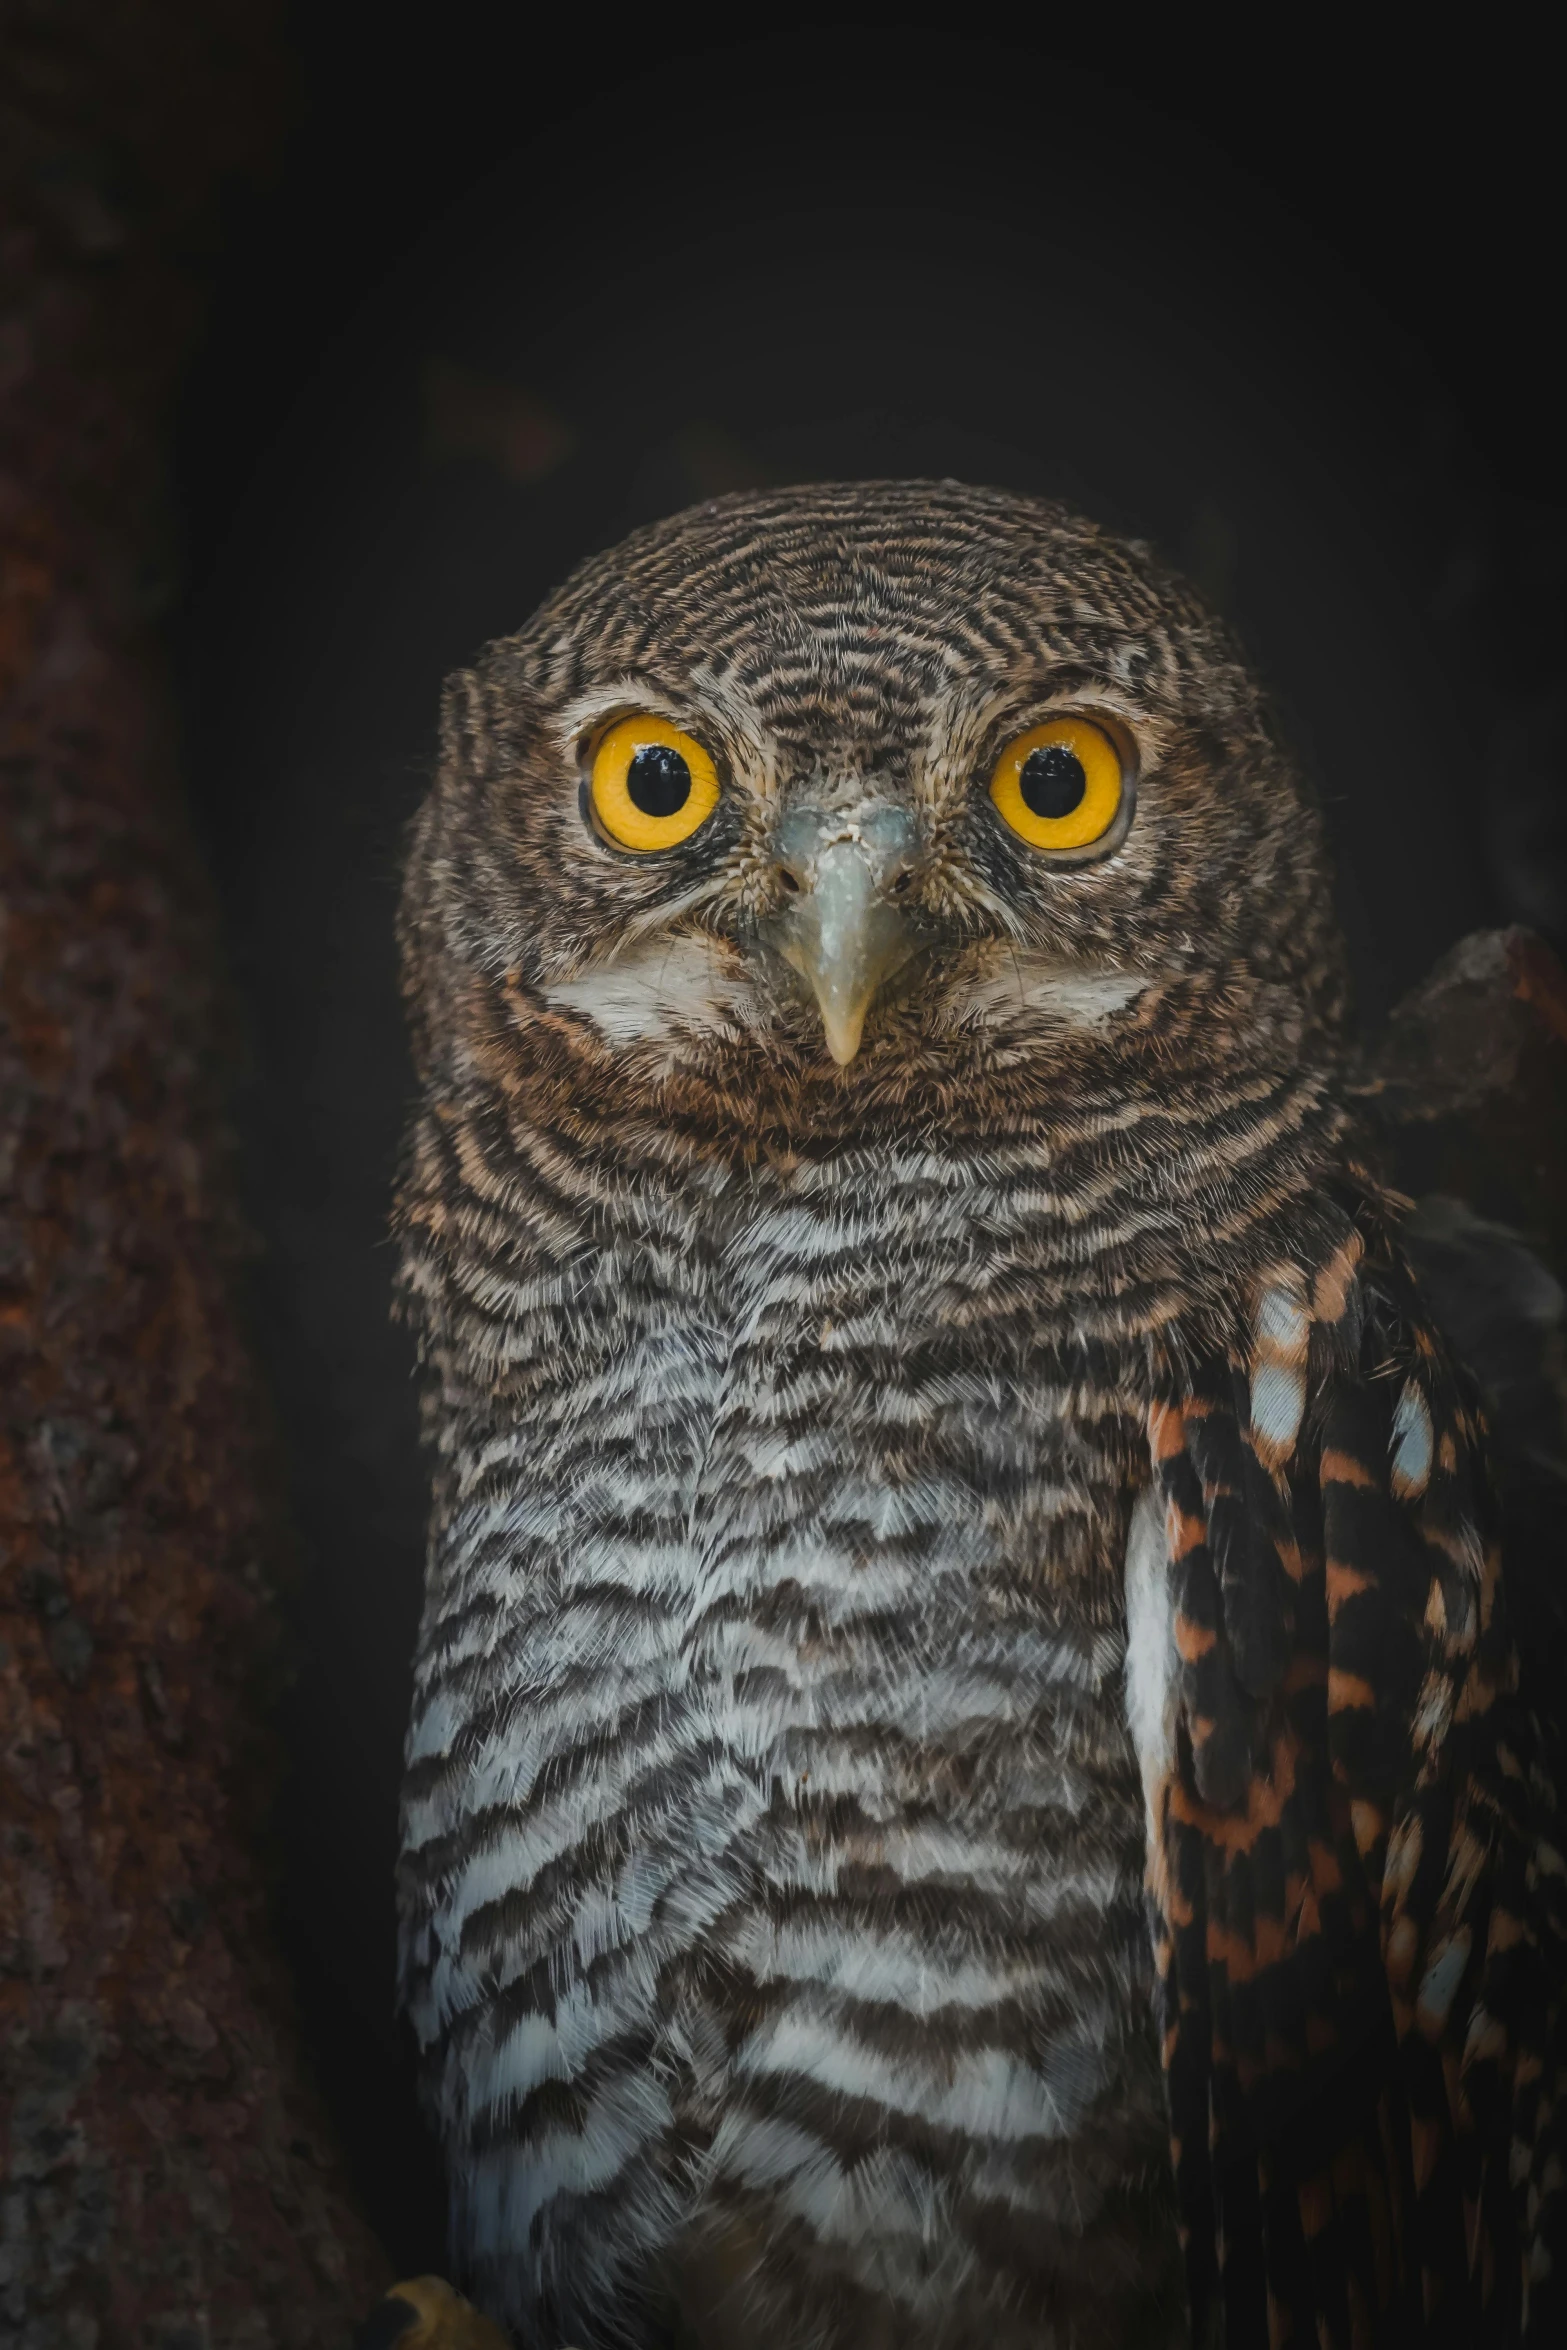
[{"xmin": 399, "ymin": 1139, "xmax": 1186, "ymax": 2346}]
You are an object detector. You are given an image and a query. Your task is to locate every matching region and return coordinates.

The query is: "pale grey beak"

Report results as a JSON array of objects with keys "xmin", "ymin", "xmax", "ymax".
[{"xmin": 767, "ymin": 803, "xmax": 921, "ymax": 1065}]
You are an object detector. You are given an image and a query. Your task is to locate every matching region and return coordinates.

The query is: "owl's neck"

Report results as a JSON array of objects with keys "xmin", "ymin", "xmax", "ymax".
[{"xmin": 401, "ymin": 956, "xmax": 1362, "ymax": 1417}]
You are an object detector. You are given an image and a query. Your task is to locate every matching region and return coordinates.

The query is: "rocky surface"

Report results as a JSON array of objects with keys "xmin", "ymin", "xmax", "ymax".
[
  {"xmin": 1368, "ymin": 924, "xmax": 1567, "ymax": 1269},
  {"xmin": 1, "ymin": 5, "xmax": 388, "ymax": 2342}
]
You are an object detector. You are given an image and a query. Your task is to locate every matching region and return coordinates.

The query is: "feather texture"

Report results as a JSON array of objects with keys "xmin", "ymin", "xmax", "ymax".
[
  {"xmin": 393, "ymin": 481, "xmax": 1563, "ymax": 2346},
  {"xmin": 1145, "ymin": 1224, "xmax": 1566, "ymax": 2345}
]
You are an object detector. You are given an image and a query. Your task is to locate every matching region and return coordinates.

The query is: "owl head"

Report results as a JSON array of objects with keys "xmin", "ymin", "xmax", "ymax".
[{"xmin": 401, "ymin": 481, "xmax": 1346, "ymax": 1146}]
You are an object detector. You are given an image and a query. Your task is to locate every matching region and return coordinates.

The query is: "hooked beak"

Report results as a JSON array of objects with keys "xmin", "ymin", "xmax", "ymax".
[{"xmin": 766, "ymin": 804, "xmax": 921, "ymax": 1065}]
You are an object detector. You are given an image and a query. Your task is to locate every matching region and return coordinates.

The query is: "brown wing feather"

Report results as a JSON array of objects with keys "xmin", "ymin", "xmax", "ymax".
[{"xmin": 1147, "ymin": 1217, "xmax": 1565, "ymax": 2345}]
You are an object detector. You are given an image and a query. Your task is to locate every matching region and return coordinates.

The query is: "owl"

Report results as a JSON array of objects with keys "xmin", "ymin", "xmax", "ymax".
[{"xmin": 390, "ymin": 483, "xmax": 1565, "ymax": 2349}]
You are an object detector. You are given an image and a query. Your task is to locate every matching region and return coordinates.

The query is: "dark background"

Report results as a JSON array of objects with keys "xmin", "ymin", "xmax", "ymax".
[{"xmin": 170, "ymin": 14, "xmax": 1566, "ymax": 2270}]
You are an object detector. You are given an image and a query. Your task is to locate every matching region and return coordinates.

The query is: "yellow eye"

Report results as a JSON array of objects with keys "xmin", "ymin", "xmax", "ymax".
[
  {"xmin": 988, "ymin": 715, "xmax": 1124, "ymax": 852},
  {"xmin": 589, "ymin": 713, "xmax": 720, "ymax": 852}
]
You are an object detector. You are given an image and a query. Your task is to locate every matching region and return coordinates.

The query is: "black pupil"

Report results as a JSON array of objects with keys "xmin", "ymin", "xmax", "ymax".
[
  {"xmin": 1019, "ymin": 743, "xmax": 1087, "ymax": 820},
  {"xmin": 627, "ymin": 743, "xmax": 692, "ymax": 818}
]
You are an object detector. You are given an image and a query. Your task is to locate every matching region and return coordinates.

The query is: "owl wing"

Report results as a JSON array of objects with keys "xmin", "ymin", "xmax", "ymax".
[{"xmin": 1143, "ymin": 1215, "xmax": 1567, "ymax": 2348}]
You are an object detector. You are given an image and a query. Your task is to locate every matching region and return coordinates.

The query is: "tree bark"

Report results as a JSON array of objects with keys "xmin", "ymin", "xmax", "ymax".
[{"xmin": 1, "ymin": 6, "xmax": 389, "ymax": 2341}]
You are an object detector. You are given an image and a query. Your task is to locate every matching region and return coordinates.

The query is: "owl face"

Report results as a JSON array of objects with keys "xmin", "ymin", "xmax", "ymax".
[{"xmin": 414, "ymin": 482, "xmax": 1345, "ymax": 1127}]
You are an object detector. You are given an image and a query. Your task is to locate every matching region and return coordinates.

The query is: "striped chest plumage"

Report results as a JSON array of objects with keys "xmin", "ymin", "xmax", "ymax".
[
  {"xmin": 399, "ymin": 1131, "xmax": 1192, "ymax": 2344},
  {"xmin": 390, "ymin": 481, "xmax": 1558, "ymax": 2348}
]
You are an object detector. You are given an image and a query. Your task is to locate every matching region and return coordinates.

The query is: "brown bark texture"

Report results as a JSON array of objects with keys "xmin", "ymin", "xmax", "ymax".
[{"xmin": 1, "ymin": 6, "xmax": 389, "ymax": 2343}]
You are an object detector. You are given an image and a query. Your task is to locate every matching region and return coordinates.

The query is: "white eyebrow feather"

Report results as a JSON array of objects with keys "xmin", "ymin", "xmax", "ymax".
[
  {"xmin": 540, "ymin": 934, "xmax": 754, "ymax": 1043},
  {"xmin": 543, "ymin": 939, "xmax": 1148, "ymax": 1051},
  {"xmin": 945, "ymin": 953, "xmax": 1149, "ymax": 1030}
]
